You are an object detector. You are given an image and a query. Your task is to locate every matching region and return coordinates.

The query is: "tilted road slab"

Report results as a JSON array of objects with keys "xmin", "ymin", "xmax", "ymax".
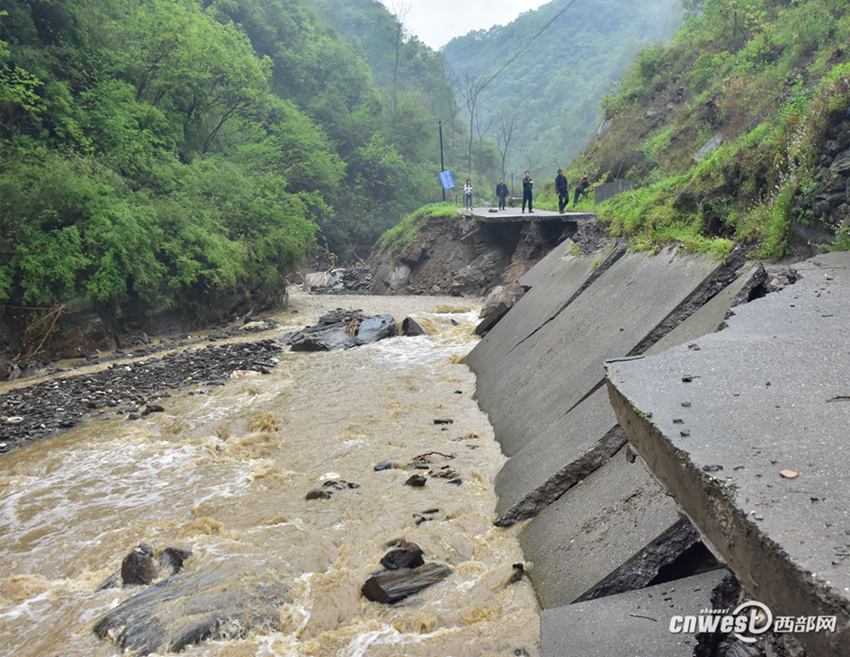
[
  {"xmin": 606, "ymin": 252, "xmax": 850, "ymax": 657},
  {"xmin": 477, "ymin": 249, "xmax": 721, "ymax": 456},
  {"xmin": 493, "ymin": 266, "xmax": 763, "ymax": 526},
  {"xmin": 541, "ymin": 569, "xmax": 729, "ymax": 657},
  {"xmin": 466, "ymin": 241, "xmax": 620, "ymax": 380},
  {"xmin": 520, "ymin": 447, "xmax": 698, "ymax": 609},
  {"xmin": 518, "ymin": 238, "xmax": 579, "ymax": 288},
  {"xmin": 494, "ymin": 388, "xmax": 623, "ymax": 526}
]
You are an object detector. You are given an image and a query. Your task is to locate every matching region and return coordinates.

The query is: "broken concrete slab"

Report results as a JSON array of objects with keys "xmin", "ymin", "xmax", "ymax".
[
  {"xmin": 606, "ymin": 252, "xmax": 850, "ymax": 657},
  {"xmin": 518, "ymin": 239, "xmax": 578, "ymax": 288},
  {"xmin": 494, "ymin": 388, "xmax": 623, "ymax": 526},
  {"xmin": 476, "ymin": 249, "xmax": 722, "ymax": 457},
  {"xmin": 520, "ymin": 447, "xmax": 698, "ymax": 609},
  {"xmin": 466, "ymin": 243, "xmax": 618, "ymax": 378},
  {"xmin": 493, "ymin": 266, "xmax": 764, "ymax": 527},
  {"xmin": 541, "ymin": 570, "xmax": 728, "ymax": 657}
]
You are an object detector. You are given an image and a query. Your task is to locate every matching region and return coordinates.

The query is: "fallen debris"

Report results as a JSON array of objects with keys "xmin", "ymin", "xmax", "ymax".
[
  {"xmin": 361, "ymin": 563, "xmax": 452, "ymax": 604},
  {"xmin": 93, "ymin": 564, "xmax": 287, "ymax": 655},
  {"xmin": 288, "ymin": 309, "xmax": 395, "ymax": 352}
]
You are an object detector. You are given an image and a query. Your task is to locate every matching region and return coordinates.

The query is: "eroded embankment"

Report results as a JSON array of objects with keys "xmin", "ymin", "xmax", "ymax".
[
  {"xmin": 369, "ymin": 210, "xmax": 607, "ymax": 297},
  {"xmin": 0, "ymin": 292, "xmax": 539, "ymax": 657},
  {"xmin": 466, "ymin": 234, "xmax": 818, "ymax": 656}
]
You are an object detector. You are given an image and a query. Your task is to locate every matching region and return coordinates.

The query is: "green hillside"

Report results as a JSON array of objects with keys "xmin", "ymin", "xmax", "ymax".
[
  {"xmin": 308, "ymin": 0, "xmax": 501, "ymax": 188},
  {"xmin": 0, "ymin": 0, "xmax": 461, "ymax": 330},
  {"xmin": 572, "ymin": 0, "xmax": 850, "ymax": 258},
  {"xmin": 442, "ymin": 0, "xmax": 683, "ymax": 177}
]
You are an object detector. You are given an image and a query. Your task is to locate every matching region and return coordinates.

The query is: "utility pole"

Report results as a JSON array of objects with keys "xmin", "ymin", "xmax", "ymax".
[{"xmin": 439, "ymin": 120, "xmax": 446, "ymax": 201}]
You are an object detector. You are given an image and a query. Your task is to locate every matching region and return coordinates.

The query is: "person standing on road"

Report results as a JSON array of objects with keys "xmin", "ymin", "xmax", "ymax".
[
  {"xmin": 573, "ymin": 174, "xmax": 591, "ymax": 207},
  {"xmin": 522, "ymin": 171, "xmax": 534, "ymax": 214},
  {"xmin": 464, "ymin": 179, "xmax": 474, "ymax": 210},
  {"xmin": 496, "ymin": 178, "xmax": 509, "ymax": 210},
  {"xmin": 555, "ymin": 169, "xmax": 569, "ymax": 213}
]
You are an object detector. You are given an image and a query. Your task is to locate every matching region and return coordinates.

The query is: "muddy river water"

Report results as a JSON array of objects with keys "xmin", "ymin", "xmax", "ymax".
[{"xmin": 0, "ymin": 292, "xmax": 540, "ymax": 657}]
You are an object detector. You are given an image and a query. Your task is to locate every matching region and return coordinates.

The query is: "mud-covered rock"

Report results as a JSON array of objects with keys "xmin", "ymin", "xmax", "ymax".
[
  {"xmin": 361, "ymin": 563, "xmax": 451, "ymax": 604},
  {"xmin": 476, "ymin": 284, "xmax": 523, "ymax": 335},
  {"xmin": 288, "ymin": 309, "xmax": 395, "ymax": 352},
  {"xmin": 122, "ymin": 543, "xmax": 159, "ymax": 586},
  {"xmin": 380, "ymin": 542, "xmax": 425, "ymax": 570},
  {"xmin": 93, "ymin": 564, "xmax": 287, "ymax": 656},
  {"xmin": 401, "ymin": 317, "xmax": 426, "ymax": 337}
]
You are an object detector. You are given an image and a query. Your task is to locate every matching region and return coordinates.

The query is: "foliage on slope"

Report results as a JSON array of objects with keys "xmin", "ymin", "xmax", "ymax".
[
  {"xmin": 442, "ymin": 0, "xmax": 683, "ymax": 175},
  {"xmin": 308, "ymin": 0, "xmax": 501, "ymax": 189},
  {"xmin": 0, "ymin": 0, "xmax": 460, "ymax": 329},
  {"xmin": 572, "ymin": 0, "xmax": 850, "ymax": 258},
  {"xmin": 374, "ymin": 203, "xmax": 458, "ymax": 258}
]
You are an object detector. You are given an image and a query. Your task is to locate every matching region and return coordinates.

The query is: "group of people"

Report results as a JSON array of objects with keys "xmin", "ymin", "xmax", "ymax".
[{"xmin": 463, "ymin": 170, "xmax": 591, "ymax": 213}]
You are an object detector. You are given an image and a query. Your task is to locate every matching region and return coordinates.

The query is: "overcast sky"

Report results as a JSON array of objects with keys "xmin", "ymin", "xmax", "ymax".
[{"xmin": 379, "ymin": 0, "xmax": 550, "ymax": 50}]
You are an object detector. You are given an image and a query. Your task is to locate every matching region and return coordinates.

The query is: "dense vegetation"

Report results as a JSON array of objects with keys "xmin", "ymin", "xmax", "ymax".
[
  {"xmin": 0, "ymin": 0, "xmax": 476, "ymax": 333},
  {"xmin": 309, "ymin": 0, "xmax": 501, "ymax": 191},
  {"xmin": 443, "ymin": 0, "xmax": 683, "ymax": 177},
  {"xmin": 569, "ymin": 0, "xmax": 850, "ymax": 258}
]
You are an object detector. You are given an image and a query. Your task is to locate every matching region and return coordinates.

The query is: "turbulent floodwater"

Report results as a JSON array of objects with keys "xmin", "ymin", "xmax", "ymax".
[{"xmin": 0, "ymin": 292, "xmax": 539, "ymax": 657}]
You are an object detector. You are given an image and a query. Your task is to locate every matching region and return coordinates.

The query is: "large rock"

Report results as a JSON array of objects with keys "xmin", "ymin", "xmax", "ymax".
[
  {"xmin": 385, "ymin": 265, "xmax": 411, "ymax": 292},
  {"xmin": 93, "ymin": 564, "xmax": 288, "ymax": 656},
  {"xmin": 288, "ymin": 309, "xmax": 396, "ymax": 351},
  {"xmin": 121, "ymin": 543, "xmax": 159, "ymax": 586},
  {"xmin": 361, "ymin": 563, "xmax": 452, "ymax": 604},
  {"xmin": 829, "ymin": 147, "xmax": 850, "ymax": 174},
  {"xmin": 401, "ymin": 316, "xmax": 427, "ymax": 337},
  {"xmin": 475, "ymin": 284, "xmax": 523, "ymax": 336},
  {"xmin": 98, "ymin": 544, "xmax": 193, "ymax": 591},
  {"xmin": 606, "ymin": 253, "xmax": 850, "ymax": 657}
]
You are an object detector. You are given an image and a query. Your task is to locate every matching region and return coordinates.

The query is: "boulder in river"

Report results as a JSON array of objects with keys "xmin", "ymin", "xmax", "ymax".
[
  {"xmin": 401, "ymin": 317, "xmax": 426, "ymax": 337},
  {"xmin": 475, "ymin": 284, "xmax": 522, "ymax": 336},
  {"xmin": 303, "ymin": 268, "xmax": 373, "ymax": 294},
  {"xmin": 122, "ymin": 542, "xmax": 158, "ymax": 586},
  {"xmin": 405, "ymin": 474, "xmax": 427, "ymax": 487},
  {"xmin": 288, "ymin": 309, "xmax": 396, "ymax": 352},
  {"xmin": 98, "ymin": 544, "xmax": 194, "ymax": 591},
  {"xmin": 380, "ymin": 542, "xmax": 425, "ymax": 570},
  {"xmin": 93, "ymin": 564, "xmax": 288, "ymax": 656},
  {"xmin": 361, "ymin": 563, "xmax": 452, "ymax": 604}
]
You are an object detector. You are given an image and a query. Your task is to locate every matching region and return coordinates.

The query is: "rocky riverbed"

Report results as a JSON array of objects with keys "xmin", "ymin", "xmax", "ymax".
[
  {"xmin": 0, "ymin": 291, "xmax": 539, "ymax": 657},
  {"xmin": 0, "ymin": 339, "xmax": 284, "ymax": 452}
]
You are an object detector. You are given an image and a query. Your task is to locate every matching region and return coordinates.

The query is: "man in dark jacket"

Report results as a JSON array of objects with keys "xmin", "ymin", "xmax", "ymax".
[
  {"xmin": 496, "ymin": 178, "xmax": 509, "ymax": 210},
  {"xmin": 573, "ymin": 175, "xmax": 591, "ymax": 207},
  {"xmin": 555, "ymin": 169, "xmax": 569, "ymax": 213},
  {"xmin": 522, "ymin": 171, "xmax": 534, "ymax": 213}
]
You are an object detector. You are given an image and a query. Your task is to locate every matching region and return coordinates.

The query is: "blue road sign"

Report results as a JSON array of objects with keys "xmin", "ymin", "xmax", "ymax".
[{"xmin": 439, "ymin": 170, "xmax": 455, "ymax": 191}]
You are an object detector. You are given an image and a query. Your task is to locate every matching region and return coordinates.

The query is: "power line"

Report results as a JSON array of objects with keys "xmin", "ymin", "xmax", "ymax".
[{"xmin": 480, "ymin": 0, "xmax": 581, "ymax": 92}]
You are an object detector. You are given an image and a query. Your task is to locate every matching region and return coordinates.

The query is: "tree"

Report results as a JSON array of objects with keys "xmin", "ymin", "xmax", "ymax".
[
  {"xmin": 495, "ymin": 110, "xmax": 518, "ymax": 178},
  {"xmin": 460, "ymin": 70, "xmax": 487, "ymax": 175}
]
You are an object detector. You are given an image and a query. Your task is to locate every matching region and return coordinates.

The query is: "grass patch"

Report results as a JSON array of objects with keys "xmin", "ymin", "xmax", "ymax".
[{"xmin": 375, "ymin": 203, "xmax": 457, "ymax": 256}]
